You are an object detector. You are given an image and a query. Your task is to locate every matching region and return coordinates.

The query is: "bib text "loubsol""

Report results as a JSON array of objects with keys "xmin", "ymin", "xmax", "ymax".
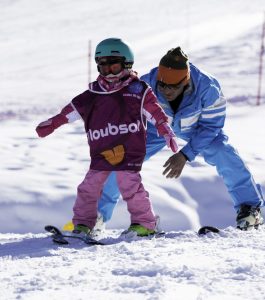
[{"xmin": 87, "ymin": 120, "xmax": 141, "ymax": 141}]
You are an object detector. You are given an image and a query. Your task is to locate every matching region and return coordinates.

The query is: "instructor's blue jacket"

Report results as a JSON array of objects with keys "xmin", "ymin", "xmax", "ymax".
[{"xmin": 141, "ymin": 63, "xmax": 226, "ymax": 161}]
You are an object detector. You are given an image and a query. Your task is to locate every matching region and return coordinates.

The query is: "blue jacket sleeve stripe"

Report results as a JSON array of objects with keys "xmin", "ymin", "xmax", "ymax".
[{"xmin": 201, "ymin": 110, "xmax": 226, "ymax": 118}]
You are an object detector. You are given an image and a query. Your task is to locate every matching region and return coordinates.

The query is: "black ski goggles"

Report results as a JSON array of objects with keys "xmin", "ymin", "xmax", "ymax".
[
  {"xmin": 96, "ymin": 57, "xmax": 126, "ymax": 75},
  {"xmin": 96, "ymin": 57, "xmax": 125, "ymax": 66}
]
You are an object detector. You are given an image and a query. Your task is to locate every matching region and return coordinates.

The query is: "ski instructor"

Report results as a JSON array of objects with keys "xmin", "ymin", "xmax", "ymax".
[{"xmin": 97, "ymin": 46, "xmax": 264, "ymax": 230}]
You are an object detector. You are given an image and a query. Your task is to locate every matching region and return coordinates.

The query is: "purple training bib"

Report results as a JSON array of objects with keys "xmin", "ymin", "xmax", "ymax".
[{"xmin": 71, "ymin": 80, "xmax": 148, "ymax": 171}]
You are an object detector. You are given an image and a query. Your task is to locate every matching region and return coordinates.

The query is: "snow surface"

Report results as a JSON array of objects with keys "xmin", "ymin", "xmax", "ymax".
[{"xmin": 1, "ymin": 0, "xmax": 265, "ymax": 299}]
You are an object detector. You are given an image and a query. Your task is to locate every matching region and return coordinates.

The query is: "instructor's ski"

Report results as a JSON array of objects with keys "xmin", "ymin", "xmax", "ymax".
[
  {"xmin": 45, "ymin": 225, "xmax": 105, "ymax": 246},
  {"xmin": 198, "ymin": 226, "xmax": 220, "ymax": 235},
  {"xmin": 198, "ymin": 223, "xmax": 264, "ymax": 235}
]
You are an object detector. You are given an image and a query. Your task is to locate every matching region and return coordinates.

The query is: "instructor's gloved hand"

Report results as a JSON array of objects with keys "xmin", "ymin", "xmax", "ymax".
[
  {"xmin": 163, "ymin": 151, "xmax": 187, "ymax": 178},
  {"xmin": 157, "ymin": 122, "xmax": 178, "ymax": 153}
]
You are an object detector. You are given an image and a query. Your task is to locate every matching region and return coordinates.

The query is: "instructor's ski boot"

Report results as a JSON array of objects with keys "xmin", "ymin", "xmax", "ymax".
[
  {"xmin": 236, "ymin": 205, "xmax": 264, "ymax": 230},
  {"xmin": 93, "ymin": 213, "xmax": 106, "ymax": 233}
]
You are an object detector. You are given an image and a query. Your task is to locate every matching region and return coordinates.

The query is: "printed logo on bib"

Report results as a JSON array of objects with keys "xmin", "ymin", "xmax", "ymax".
[
  {"xmin": 87, "ymin": 120, "xmax": 141, "ymax": 141},
  {"xmin": 123, "ymin": 93, "xmax": 141, "ymax": 100},
  {"xmin": 101, "ymin": 145, "xmax": 125, "ymax": 165}
]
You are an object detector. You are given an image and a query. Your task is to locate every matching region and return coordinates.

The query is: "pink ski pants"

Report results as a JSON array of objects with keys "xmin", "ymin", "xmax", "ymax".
[{"xmin": 72, "ymin": 169, "xmax": 156, "ymax": 230}]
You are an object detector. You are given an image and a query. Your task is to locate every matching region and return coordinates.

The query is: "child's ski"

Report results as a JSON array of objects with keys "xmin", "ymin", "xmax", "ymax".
[{"xmin": 44, "ymin": 225, "xmax": 105, "ymax": 246}]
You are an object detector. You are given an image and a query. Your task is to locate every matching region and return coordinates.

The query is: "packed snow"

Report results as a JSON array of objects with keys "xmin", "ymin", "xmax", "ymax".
[{"xmin": 1, "ymin": 0, "xmax": 265, "ymax": 299}]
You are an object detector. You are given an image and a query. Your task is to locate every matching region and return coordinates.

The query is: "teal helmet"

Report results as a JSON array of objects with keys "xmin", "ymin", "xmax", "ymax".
[{"xmin": 95, "ymin": 38, "xmax": 134, "ymax": 69}]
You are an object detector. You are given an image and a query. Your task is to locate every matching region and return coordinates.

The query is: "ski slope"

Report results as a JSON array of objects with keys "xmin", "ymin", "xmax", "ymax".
[
  {"xmin": 1, "ymin": 227, "xmax": 265, "ymax": 300},
  {"xmin": 1, "ymin": 0, "xmax": 265, "ymax": 299}
]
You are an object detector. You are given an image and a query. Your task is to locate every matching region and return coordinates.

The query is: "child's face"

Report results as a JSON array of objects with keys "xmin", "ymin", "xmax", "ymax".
[{"xmin": 97, "ymin": 57, "xmax": 124, "ymax": 76}]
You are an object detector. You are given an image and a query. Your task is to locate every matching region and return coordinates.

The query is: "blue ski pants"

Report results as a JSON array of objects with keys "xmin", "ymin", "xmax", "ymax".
[{"xmin": 98, "ymin": 133, "xmax": 264, "ymax": 222}]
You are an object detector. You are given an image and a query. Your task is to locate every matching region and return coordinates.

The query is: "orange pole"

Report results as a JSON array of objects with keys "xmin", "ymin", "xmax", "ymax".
[{"xmin": 257, "ymin": 12, "xmax": 265, "ymax": 106}]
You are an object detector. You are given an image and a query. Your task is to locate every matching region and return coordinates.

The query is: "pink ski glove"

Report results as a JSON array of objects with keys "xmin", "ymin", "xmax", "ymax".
[
  {"xmin": 36, "ymin": 119, "xmax": 54, "ymax": 137},
  {"xmin": 157, "ymin": 122, "xmax": 178, "ymax": 153},
  {"xmin": 164, "ymin": 133, "xmax": 178, "ymax": 153},
  {"xmin": 36, "ymin": 114, "xmax": 68, "ymax": 138}
]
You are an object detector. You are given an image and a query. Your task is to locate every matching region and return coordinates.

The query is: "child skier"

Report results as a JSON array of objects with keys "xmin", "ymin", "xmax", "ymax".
[{"xmin": 36, "ymin": 38, "xmax": 178, "ymax": 237}]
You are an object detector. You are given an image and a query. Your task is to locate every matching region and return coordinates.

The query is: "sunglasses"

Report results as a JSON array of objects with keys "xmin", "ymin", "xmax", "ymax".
[{"xmin": 157, "ymin": 76, "xmax": 187, "ymax": 91}]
